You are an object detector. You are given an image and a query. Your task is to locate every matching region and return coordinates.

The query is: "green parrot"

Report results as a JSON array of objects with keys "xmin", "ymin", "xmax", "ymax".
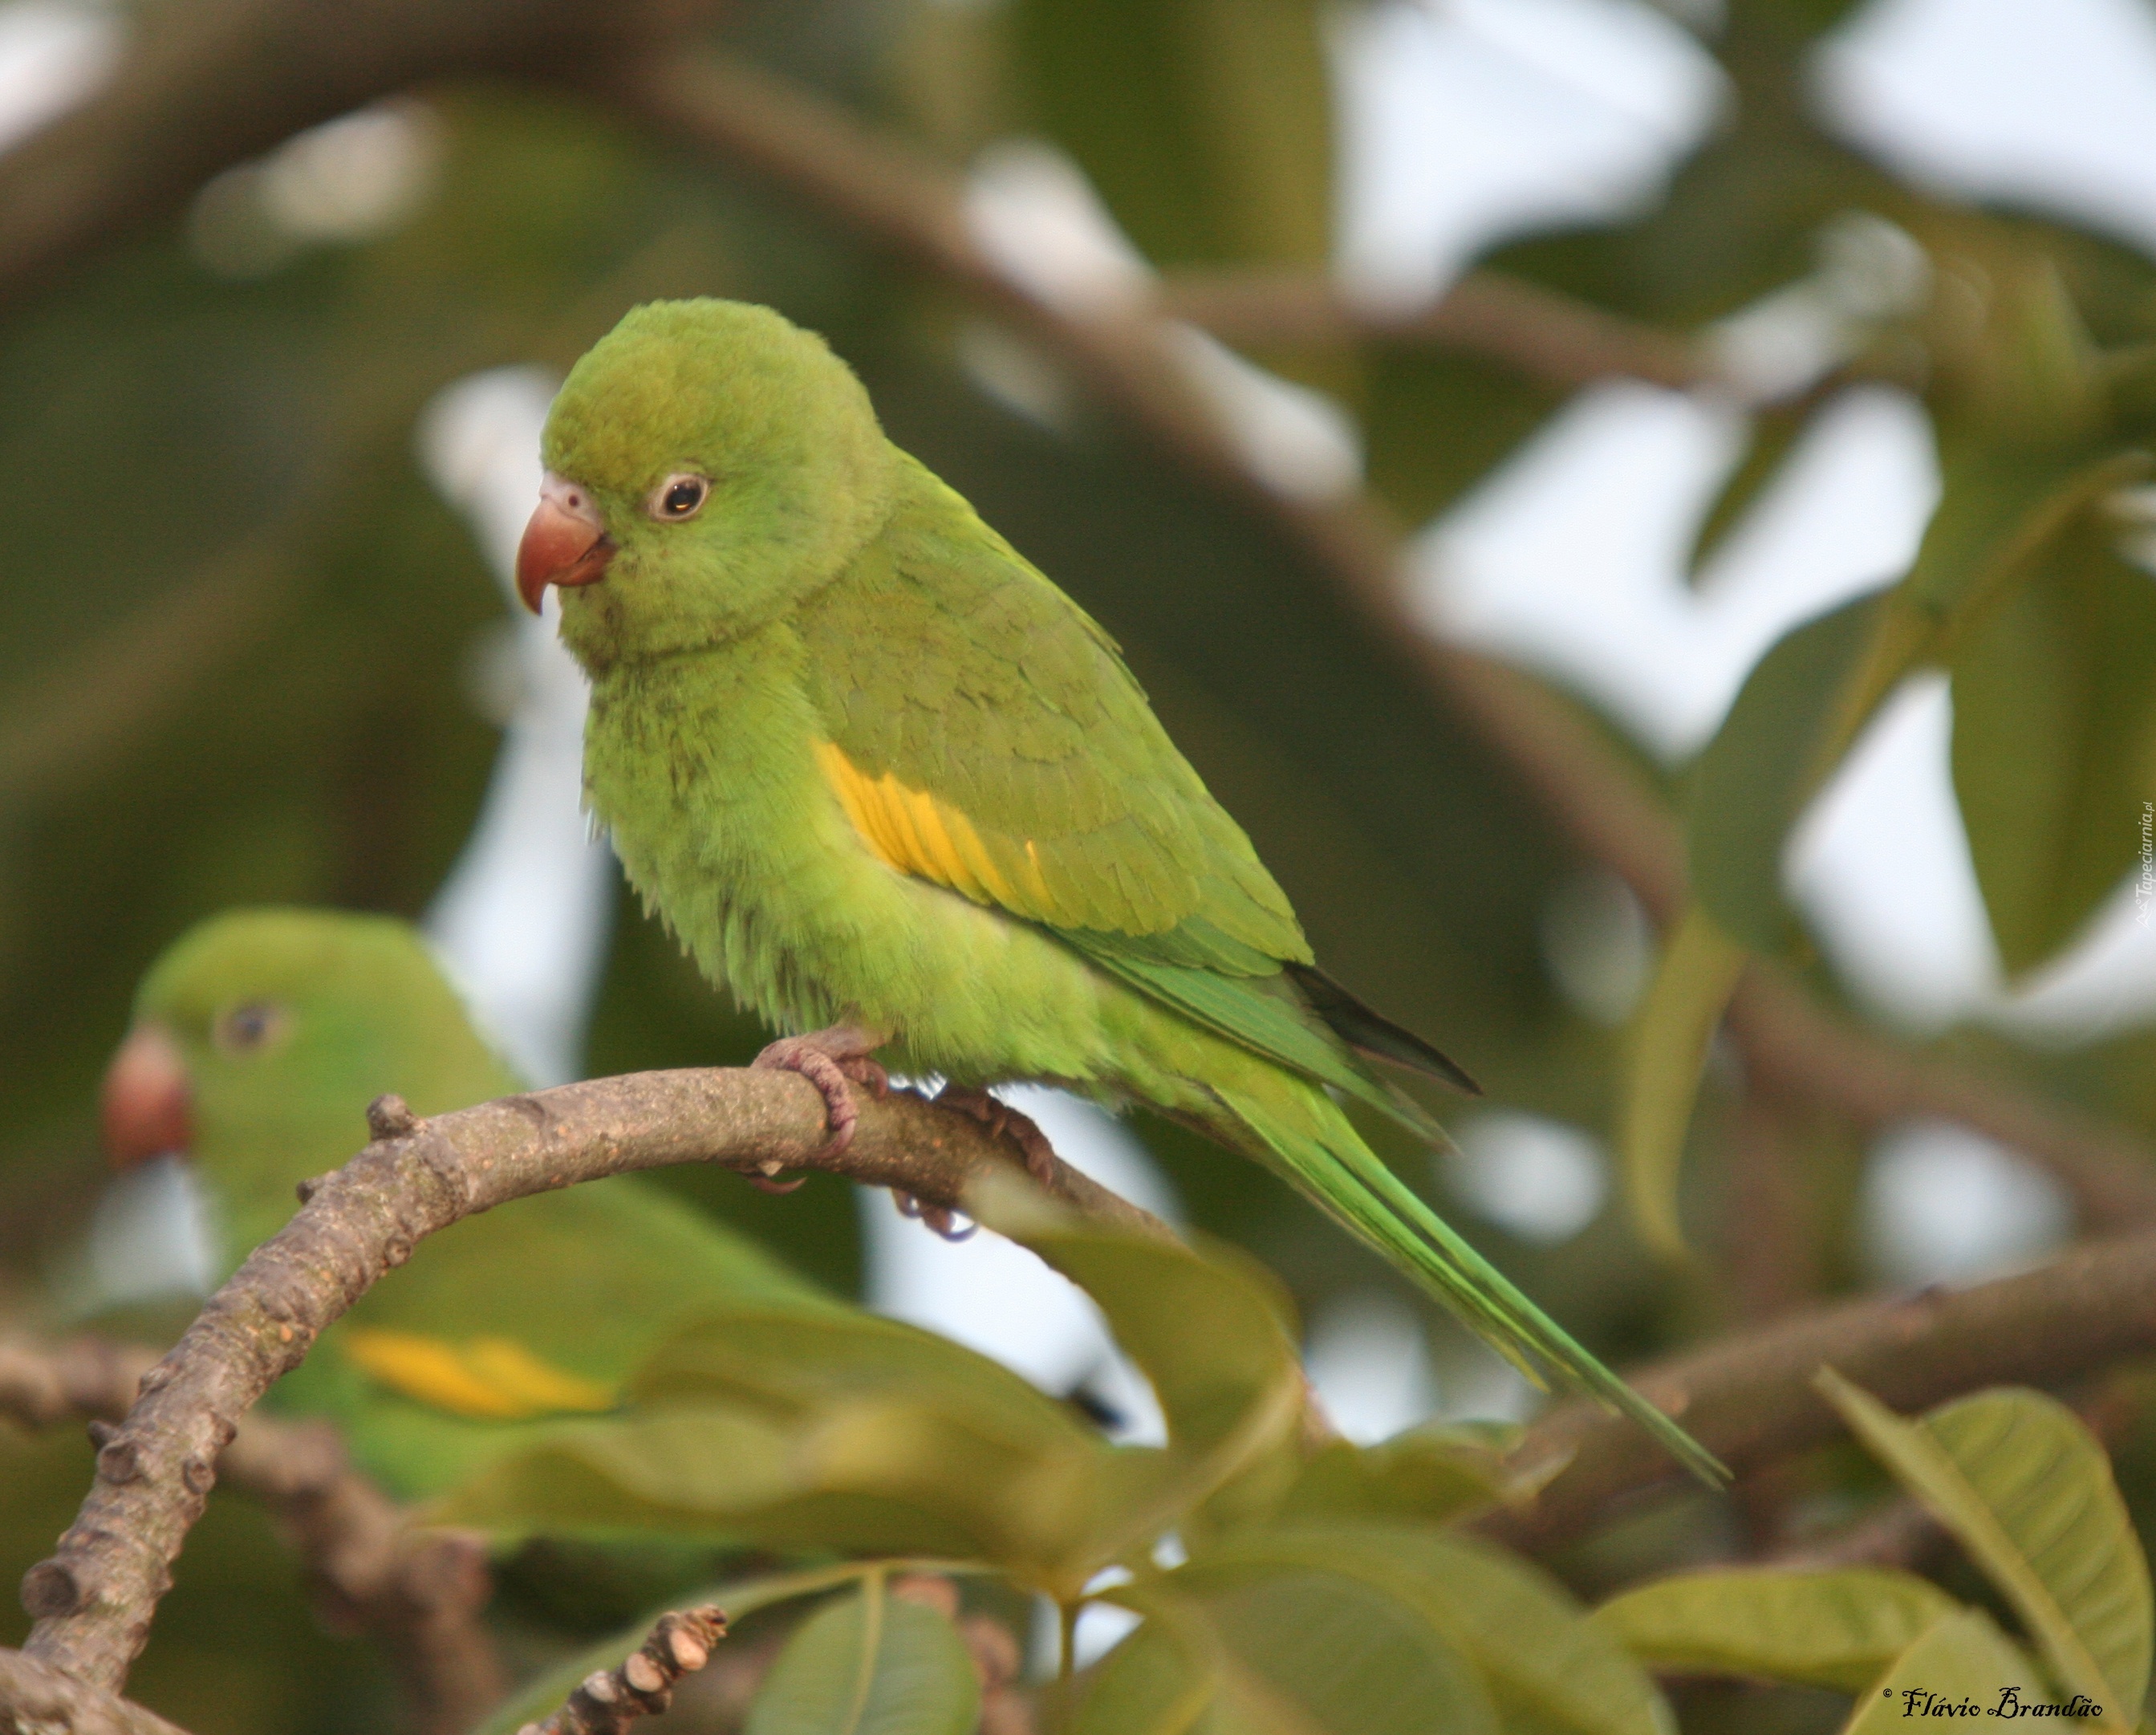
[
  {"xmin": 99, "ymin": 906, "xmax": 832, "ymax": 1498},
  {"xmin": 510, "ymin": 298, "xmax": 1722, "ymax": 1483}
]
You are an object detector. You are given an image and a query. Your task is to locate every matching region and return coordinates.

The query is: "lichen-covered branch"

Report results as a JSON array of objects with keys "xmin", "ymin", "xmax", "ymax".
[
  {"xmin": 1490, "ymin": 1221, "xmax": 2156, "ymax": 1554},
  {"xmin": 14, "ymin": 1071, "xmax": 1159, "ymax": 1694},
  {"xmin": 0, "ymin": 1335, "xmax": 505, "ymax": 1735},
  {"xmin": 517, "ymin": 1606, "xmax": 729, "ymax": 1735}
]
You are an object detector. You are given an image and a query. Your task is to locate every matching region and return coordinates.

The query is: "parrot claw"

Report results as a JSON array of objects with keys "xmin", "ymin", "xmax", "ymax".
[
  {"xmin": 933, "ymin": 1085, "xmax": 1062, "ymax": 1189},
  {"xmin": 754, "ymin": 1026, "xmax": 890, "ymax": 1163}
]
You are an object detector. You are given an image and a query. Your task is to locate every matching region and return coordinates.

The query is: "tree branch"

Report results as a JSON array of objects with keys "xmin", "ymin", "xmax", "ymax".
[
  {"xmin": 12, "ymin": 1071, "xmax": 1162, "ymax": 1695},
  {"xmin": 0, "ymin": 1651, "xmax": 189, "ymax": 1735},
  {"xmin": 1488, "ymin": 1222, "xmax": 2156, "ymax": 1554},
  {"xmin": 0, "ymin": 1335, "xmax": 506, "ymax": 1735},
  {"xmin": 516, "ymin": 1605, "xmax": 728, "ymax": 1735},
  {"xmin": 0, "ymin": 0, "xmax": 722, "ymax": 320},
  {"xmin": 1154, "ymin": 266, "xmax": 1715, "ymax": 392}
]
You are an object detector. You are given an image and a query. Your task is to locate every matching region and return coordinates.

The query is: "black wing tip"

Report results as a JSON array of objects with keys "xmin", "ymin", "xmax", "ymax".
[
  {"xmin": 1427, "ymin": 1052, "xmax": 1484, "ymax": 1097},
  {"xmin": 1288, "ymin": 964, "xmax": 1483, "ymax": 1096}
]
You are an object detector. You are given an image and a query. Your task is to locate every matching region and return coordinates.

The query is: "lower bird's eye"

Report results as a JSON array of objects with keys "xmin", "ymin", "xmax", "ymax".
[
  {"xmin": 651, "ymin": 473, "xmax": 711, "ymax": 521},
  {"xmin": 215, "ymin": 1002, "xmax": 286, "ymax": 1055}
]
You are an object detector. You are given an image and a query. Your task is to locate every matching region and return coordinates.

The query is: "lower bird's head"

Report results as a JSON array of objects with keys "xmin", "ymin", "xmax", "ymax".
[
  {"xmin": 518, "ymin": 298, "xmax": 899, "ymax": 667},
  {"xmin": 104, "ymin": 908, "xmax": 515, "ymax": 1262}
]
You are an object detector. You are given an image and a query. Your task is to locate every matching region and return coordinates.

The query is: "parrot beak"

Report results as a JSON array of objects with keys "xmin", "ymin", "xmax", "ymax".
[
  {"xmin": 515, "ymin": 472, "xmax": 615, "ymax": 614},
  {"xmin": 101, "ymin": 1024, "xmax": 193, "ymax": 1170}
]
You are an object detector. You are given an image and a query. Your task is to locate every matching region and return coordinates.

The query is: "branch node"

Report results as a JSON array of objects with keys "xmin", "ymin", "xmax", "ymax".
[
  {"xmin": 21, "ymin": 1561, "xmax": 82, "ymax": 1619},
  {"xmin": 518, "ymin": 1605, "xmax": 729, "ymax": 1735},
  {"xmin": 366, "ymin": 1094, "xmax": 420, "ymax": 1141},
  {"xmin": 95, "ymin": 1440, "xmax": 142, "ymax": 1485},
  {"xmin": 178, "ymin": 1457, "xmax": 214, "ymax": 1497}
]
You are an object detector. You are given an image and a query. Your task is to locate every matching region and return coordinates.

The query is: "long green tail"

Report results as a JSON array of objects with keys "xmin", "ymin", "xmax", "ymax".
[{"xmin": 1214, "ymin": 1079, "xmax": 1728, "ymax": 1486}]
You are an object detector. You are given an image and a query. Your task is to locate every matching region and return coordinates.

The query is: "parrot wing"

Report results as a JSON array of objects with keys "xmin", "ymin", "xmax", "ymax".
[{"xmin": 798, "ymin": 461, "xmax": 1472, "ymax": 1124}]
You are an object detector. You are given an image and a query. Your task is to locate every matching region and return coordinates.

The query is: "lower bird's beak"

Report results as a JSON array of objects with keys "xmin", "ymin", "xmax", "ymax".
[
  {"xmin": 516, "ymin": 472, "xmax": 615, "ymax": 614},
  {"xmin": 101, "ymin": 1024, "xmax": 193, "ymax": 1170}
]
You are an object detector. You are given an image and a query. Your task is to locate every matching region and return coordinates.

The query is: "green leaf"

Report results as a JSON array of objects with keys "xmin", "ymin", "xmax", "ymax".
[
  {"xmin": 1060, "ymin": 1606, "xmax": 1217, "ymax": 1735},
  {"xmin": 1191, "ymin": 1526, "xmax": 1671, "ymax": 1735},
  {"xmin": 976, "ymin": 1181, "xmax": 1307, "ymax": 1555},
  {"xmin": 432, "ymin": 1212, "xmax": 1309, "ymax": 1595},
  {"xmin": 627, "ymin": 1306, "xmax": 1101, "ymax": 1455},
  {"xmin": 1593, "ymin": 1567, "xmax": 1959, "ymax": 1692},
  {"xmin": 747, "ymin": 1580, "xmax": 982, "ymax": 1735},
  {"xmin": 1686, "ymin": 400, "xmax": 1814, "ymax": 586},
  {"xmin": 1616, "ymin": 904, "xmax": 1748, "ymax": 1261},
  {"xmin": 1949, "ymin": 524, "xmax": 2156, "ymax": 973},
  {"xmin": 429, "ymin": 1396, "xmax": 1132, "ymax": 1581},
  {"xmin": 1115, "ymin": 1554, "xmax": 1504, "ymax": 1735},
  {"xmin": 1009, "ymin": 0, "xmax": 1332, "ymax": 270},
  {"xmin": 1817, "ymin": 1372, "xmax": 2151, "ymax": 1729},
  {"xmin": 1839, "ymin": 1610, "xmax": 2049, "ymax": 1733},
  {"xmin": 422, "ymin": 1300, "xmax": 1137, "ymax": 1575},
  {"xmin": 1687, "ymin": 591, "xmax": 1886, "ymax": 954},
  {"xmin": 1269, "ymin": 1424, "xmax": 1512, "ymax": 1530},
  {"xmin": 1687, "ymin": 447, "xmax": 2149, "ymax": 960},
  {"xmin": 1363, "ymin": 350, "xmax": 1561, "ymax": 527}
]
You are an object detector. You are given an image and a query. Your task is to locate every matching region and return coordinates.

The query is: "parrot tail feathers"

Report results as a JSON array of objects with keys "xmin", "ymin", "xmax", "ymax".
[{"xmin": 1212, "ymin": 1079, "xmax": 1727, "ymax": 1488}]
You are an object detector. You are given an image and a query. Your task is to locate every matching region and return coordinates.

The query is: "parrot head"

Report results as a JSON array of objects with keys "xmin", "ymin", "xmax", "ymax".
[
  {"xmin": 519, "ymin": 298, "xmax": 899, "ymax": 665},
  {"xmin": 103, "ymin": 908, "xmax": 517, "ymax": 1265}
]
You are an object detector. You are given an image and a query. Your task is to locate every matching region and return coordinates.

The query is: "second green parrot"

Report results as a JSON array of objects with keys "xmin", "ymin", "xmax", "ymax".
[
  {"xmin": 99, "ymin": 906, "xmax": 831, "ymax": 1498},
  {"xmin": 514, "ymin": 298, "xmax": 1721, "ymax": 1482}
]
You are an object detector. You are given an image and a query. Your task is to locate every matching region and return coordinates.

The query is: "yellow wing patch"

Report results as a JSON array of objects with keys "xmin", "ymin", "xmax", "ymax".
[
  {"xmin": 814, "ymin": 739, "xmax": 1054, "ymax": 915},
  {"xmin": 341, "ymin": 1327, "xmax": 617, "ymax": 1421}
]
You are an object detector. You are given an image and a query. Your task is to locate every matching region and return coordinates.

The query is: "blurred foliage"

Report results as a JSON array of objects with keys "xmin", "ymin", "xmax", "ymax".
[
  {"xmin": 2, "ymin": 0, "xmax": 2156, "ymax": 1728},
  {"xmin": 444, "ymin": 1209, "xmax": 2155, "ymax": 1732}
]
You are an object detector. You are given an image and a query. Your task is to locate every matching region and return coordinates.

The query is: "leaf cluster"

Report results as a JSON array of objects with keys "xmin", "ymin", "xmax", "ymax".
[{"xmin": 449, "ymin": 1193, "xmax": 2156, "ymax": 1735}]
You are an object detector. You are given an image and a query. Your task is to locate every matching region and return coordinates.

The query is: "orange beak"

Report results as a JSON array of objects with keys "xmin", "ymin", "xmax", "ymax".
[
  {"xmin": 101, "ymin": 1025, "xmax": 193, "ymax": 1170},
  {"xmin": 515, "ymin": 472, "xmax": 615, "ymax": 615}
]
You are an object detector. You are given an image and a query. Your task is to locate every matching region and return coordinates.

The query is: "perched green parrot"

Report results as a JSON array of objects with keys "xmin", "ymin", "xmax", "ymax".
[
  {"xmin": 99, "ymin": 906, "xmax": 831, "ymax": 1497},
  {"xmin": 511, "ymin": 298, "xmax": 1722, "ymax": 1483}
]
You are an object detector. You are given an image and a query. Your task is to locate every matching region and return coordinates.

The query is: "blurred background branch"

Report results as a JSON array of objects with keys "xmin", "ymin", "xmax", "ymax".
[
  {"xmin": 1, "ymin": 1335, "xmax": 504, "ymax": 1735},
  {"xmin": 0, "ymin": 1649, "xmax": 189, "ymax": 1735},
  {"xmin": 1496, "ymin": 1217, "xmax": 2156, "ymax": 1554},
  {"xmin": 0, "ymin": 0, "xmax": 725, "ymax": 318}
]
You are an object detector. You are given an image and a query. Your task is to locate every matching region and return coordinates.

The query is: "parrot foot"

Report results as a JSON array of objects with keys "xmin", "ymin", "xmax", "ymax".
[
  {"xmin": 934, "ymin": 1085, "xmax": 1062, "ymax": 1189},
  {"xmin": 754, "ymin": 1026, "xmax": 889, "ymax": 1162}
]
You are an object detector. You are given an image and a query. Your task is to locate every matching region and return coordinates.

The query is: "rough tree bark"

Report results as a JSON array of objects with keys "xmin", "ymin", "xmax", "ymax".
[
  {"xmin": 1, "ymin": 1335, "xmax": 505, "ymax": 1735},
  {"xmin": 11, "ymin": 1071, "xmax": 1161, "ymax": 1695}
]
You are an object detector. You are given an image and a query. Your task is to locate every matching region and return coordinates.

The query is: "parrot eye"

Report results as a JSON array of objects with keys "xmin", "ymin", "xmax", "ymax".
[
  {"xmin": 649, "ymin": 473, "xmax": 711, "ymax": 522},
  {"xmin": 214, "ymin": 1002, "xmax": 286, "ymax": 1056}
]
